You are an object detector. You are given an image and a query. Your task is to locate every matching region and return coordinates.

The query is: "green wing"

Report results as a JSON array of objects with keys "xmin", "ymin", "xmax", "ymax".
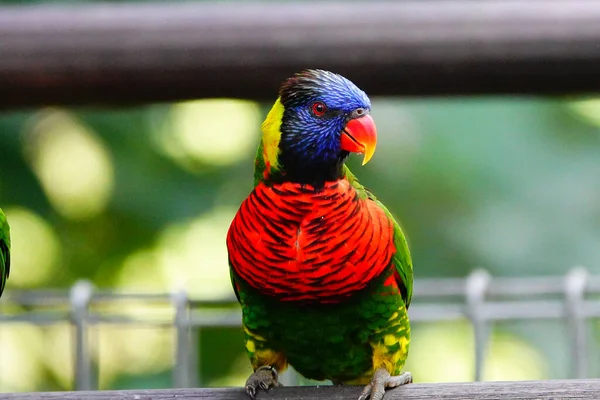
[
  {"xmin": 0, "ymin": 209, "xmax": 10, "ymax": 297},
  {"xmin": 230, "ymin": 267, "xmax": 241, "ymax": 304},
  {"xmin": 253, "ymin": 141, "xmax": 266, "ymax": 188},
  {"xmin": 344, "ymin": 166, "xmax": 414, "ymax": 308}
]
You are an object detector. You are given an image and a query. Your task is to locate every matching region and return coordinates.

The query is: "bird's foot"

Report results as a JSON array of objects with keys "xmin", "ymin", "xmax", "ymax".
[
  {"xmin": 245, "ymin": 365, "xmax": 281, "ymax": 399},
  {"xmin": 358, "ymin": 368, "xmax": 412, "ymax": 400}
]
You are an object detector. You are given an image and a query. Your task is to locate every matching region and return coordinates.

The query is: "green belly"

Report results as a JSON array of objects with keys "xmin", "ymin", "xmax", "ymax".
[{"xmin": 239, "ymin": 273, "xmax": 410, "ymax": 383}]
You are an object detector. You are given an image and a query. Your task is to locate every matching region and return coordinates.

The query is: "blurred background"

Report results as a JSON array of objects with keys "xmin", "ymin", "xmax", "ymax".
[{"xmin": 1, "ymin": 0, "xmax": 600, "ymax": 395}]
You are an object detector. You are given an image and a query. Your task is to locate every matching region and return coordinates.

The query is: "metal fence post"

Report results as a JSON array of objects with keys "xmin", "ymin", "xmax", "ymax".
[
  {"xmin": 70, "ymin": 280, "xmax": 95, "ymax": 391},
  {"xmin": 173, "ymin": 290, "xmax": 195, "ymax": 388},
  {"xmin": 465, "ymin": 269, "xmax": 490, "ymax": 382},
  {"xmin": 564, "ymin": 266, "xmax": 589, "ymax": 379}
]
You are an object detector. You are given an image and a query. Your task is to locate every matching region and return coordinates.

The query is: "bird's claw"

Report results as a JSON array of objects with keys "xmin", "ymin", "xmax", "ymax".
[
  {"xmin": 358, "ymin": 369, "xmax": 412, "ymax": 400},
  {"xmin": 245, "ymin": 365, "xmax": 280, "ymax": 399}
]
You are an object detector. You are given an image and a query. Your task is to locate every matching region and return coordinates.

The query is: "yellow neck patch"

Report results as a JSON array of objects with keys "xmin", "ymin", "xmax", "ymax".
[{"xmin": 260, "ymin": 97, "xmax": 285, "ymax": 171}]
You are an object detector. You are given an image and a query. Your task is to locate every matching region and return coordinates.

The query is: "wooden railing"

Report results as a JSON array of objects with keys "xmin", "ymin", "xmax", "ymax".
[
  {"xmin": 2, "ymin": 379, "xmax": 600, "ymax": 399},
  {"xmin": 2, "ymin": 1, "xmax": 600, "ymax": 109}
]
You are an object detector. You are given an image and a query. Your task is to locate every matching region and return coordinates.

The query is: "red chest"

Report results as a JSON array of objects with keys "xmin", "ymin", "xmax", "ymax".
[{"xmin": 227, "ymin": 180, "xmax": 396, "ymax": 302}]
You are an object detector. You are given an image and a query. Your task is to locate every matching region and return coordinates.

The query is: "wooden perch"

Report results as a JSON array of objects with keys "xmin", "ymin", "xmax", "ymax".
[
  {"xmin": 2, "ymin": 380, "xmax": 600, "ymax": 399},
  {"xmin": 3, "ymin": 1, "xmax": 600, "ymax": 109}
]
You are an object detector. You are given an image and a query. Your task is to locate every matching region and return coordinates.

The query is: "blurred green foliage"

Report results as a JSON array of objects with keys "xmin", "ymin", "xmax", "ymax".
[
  {"xmin": 1, "ymin": 95, "xmax": 599, "ymax": 391},
  {"xmin": 1, "ymin": 0, "xmax": 600, "ymax": 388}
]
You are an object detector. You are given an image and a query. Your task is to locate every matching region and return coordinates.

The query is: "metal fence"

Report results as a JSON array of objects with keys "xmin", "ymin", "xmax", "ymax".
[{"xmin": 0, "ymin": 267, "xmax": 598, "ymax": 390}]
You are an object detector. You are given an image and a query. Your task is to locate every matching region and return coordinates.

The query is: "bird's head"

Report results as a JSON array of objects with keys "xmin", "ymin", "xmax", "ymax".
[{"xmin": 258, "ymin": 69, "xmax": 377, "ymax": 186}]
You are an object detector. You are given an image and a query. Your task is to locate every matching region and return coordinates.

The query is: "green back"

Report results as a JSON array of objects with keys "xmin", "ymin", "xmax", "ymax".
[
  {"xmin": 0, "ymin": 208, "xmax": 11, "ymax": 297},
  {"xmin": 343, "ymin": 166, "xmax": 414, "ymax": 308}
]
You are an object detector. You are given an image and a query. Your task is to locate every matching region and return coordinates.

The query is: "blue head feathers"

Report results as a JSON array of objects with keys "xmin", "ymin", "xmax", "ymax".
[{"xmin": 277, "ymin": 69, "xmax": 373, "ymax": 185}]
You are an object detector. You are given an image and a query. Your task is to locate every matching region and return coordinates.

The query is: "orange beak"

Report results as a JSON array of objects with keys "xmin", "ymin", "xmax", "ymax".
[{"xmin": 340, "ymin": 114, "xmax": 377, "ymax": 165}]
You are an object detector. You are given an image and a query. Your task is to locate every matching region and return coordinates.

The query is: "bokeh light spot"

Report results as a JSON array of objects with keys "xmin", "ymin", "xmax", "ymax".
[
  {"xmin": 155, "ymin": 207, "xmax": 237, "ymax": 298},
  {"xmin": 406, "ymin": 321, "xmax": 474, "ymax": 382},
  {"xmin": 0, "ymin": 326, "xmax": 45, "ymax": 391},
  {"xmin": 95, "ymin": 326, "xmax": 173, "ymax": 389},
  {"xmin": 484, "ymin": 332, "xmax": 548, "ymax": 381},
  {"xmin": 41, "ymin": 325, "xmax": 74, "ymax": 389},
  {"xmin": 153, "ymin": 99, "xmax": 260, "ymax": 171},
  {"xmin": 23, "ymin": 109, "xmax": 114, "ymax": 220},
  {"xmin": 569, "ymin": 98, "xmax": 600, "ymax": 128},
  {"xmin": 406, "ymin": 321, "xmax": 547, "ymax": 383},
  {"xmin": 3, "ymin": 206, "xmax": 61, "ymax": 288},
  {"xmin": 116, "ymin": 249, "xmax": 163, "ymax": 292},
  {"xmin": 115, "ymin": 207, "xmax": 236, "ymax": 299}
]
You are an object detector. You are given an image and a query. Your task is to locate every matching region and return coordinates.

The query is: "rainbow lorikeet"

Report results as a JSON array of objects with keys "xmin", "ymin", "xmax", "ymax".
[
  {"xmin": 227, "ymin": 70, "xmax": 413, "ymax": 400},
  {"xmin": 0, "ymin": 208, "xmax": 10, "ymax": 297}
]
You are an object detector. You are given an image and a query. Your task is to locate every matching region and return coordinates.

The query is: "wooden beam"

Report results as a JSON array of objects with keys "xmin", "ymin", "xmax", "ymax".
[
  {"xmin": 3, "ymin": 1, "xmax": 600, "ymax": 109},
  {"xmin": 2, "ymin": 380, "xmax": 600, "ymax": 399}
]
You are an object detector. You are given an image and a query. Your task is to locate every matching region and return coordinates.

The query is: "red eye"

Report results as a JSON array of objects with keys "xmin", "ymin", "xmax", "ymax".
[{"xmin": 311, "ymin": 102, "xmax": 327, "ymax": 117}]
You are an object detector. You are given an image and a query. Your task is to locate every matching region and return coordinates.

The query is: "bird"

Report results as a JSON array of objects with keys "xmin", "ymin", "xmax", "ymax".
[
  {"xmin": 0, "ymin": 208, "xmax": 11, "ymax": 297},
  {"xmin": 226, "ymin": 69, "xmax": 413, "ymax": 400}
]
